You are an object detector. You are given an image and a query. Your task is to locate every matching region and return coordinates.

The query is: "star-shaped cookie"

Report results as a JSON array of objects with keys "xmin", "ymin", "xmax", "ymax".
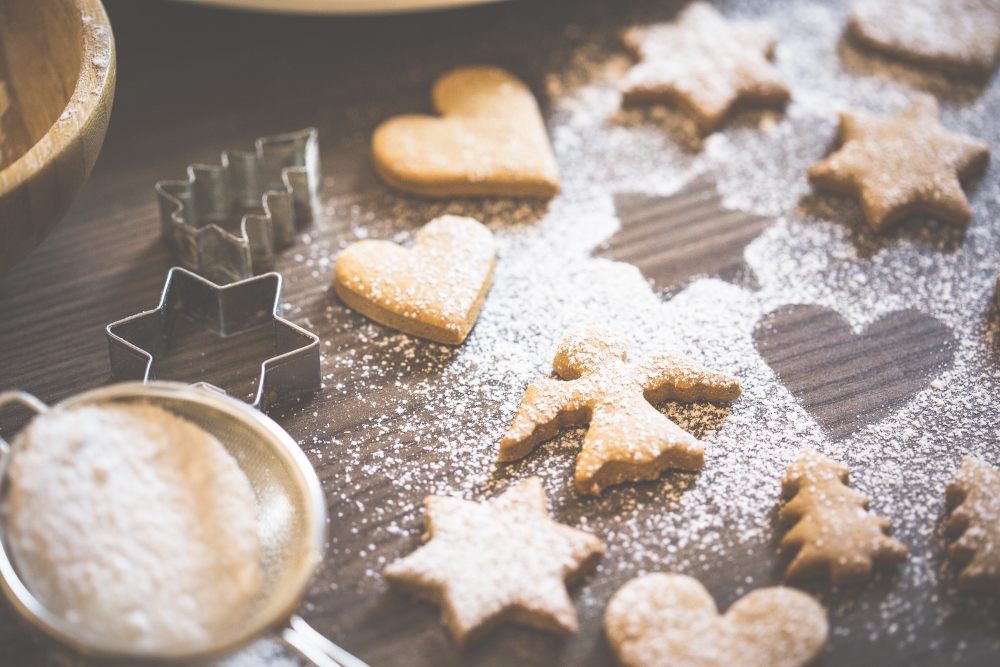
[
  {"xmin": 808, "ymin": 96, "xmax": 990, "ymax": 232},
  {"xmin": 619, "ymin": 2, "xmax": 791, "ymax": 133},
  {"xmin": 383, "ymin": 477, "xmax": 604, "ymax": 647}
]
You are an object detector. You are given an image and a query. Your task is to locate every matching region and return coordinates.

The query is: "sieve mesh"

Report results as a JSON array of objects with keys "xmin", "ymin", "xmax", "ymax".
[{"xmin": 0, "ymin": 382, "xmax": 326, "ymax": 663}]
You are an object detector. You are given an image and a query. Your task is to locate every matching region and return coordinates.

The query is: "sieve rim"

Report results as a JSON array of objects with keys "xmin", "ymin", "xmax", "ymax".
[{"xmin": 0, "ymin": 381, "xmax": 327, "ymax": 663}]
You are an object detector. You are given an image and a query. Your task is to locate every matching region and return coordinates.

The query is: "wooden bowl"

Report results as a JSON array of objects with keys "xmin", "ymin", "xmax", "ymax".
[{"xmin": 0, "ymin": 0, "xmax": 115, "ymax": 276}]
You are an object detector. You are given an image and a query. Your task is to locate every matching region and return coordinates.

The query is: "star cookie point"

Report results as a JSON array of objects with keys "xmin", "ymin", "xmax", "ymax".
[
  {"xmin": 499, "ymin": 328, "xmax": 741, "ymax": 495},
  {"xmin": 383, "ymin": 477, "xmax": 603, "ymax": 646},
  {"xmin": 619, "ymin": 2, "xmax": 791, "ymax": 133}
]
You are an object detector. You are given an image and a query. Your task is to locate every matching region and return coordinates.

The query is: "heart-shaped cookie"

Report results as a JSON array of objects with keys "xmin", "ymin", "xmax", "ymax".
[
  {"xmin": 754, "ymin": 305, "xmax": 955, "ymax": 439},
  {"xmin": 371, "ymin": 66, "xmax": 560, "ymax": 199},
  {"xmin": 333, "ymin": 215, "xmax": 495, "ymax": 345},
  {"xmin": 604, "ymin": 573, "xmax": 828, "ymax": 667}
]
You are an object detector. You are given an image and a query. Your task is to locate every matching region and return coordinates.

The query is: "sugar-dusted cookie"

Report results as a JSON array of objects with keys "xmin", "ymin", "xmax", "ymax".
[
  {"xmin": 780, "ymin": 449, "xmax": 908, "ymax": 585},
  {"xmin": 945, "ymin": 456, "xmax": 1000, "ymax": 591},
  {"xmin": 604, "ymin": 573, "xmax": 828, "ymax": 667},
  {"xmin": 383, "ymin": 477, "xmax": 603, "ymax": 647},
  {"xmin": 333, "ymin": 215, "xmax": 495, "ymax": 345},
  {"xmin": 499, "ymin": 328, "xmax": 741, "ymax": 495},
  {"xmin": 619, "ymin": 2, "xmax": 791, "ymax": 133},
  {"xmin": 807, "ymin": 96, "xmax": 990, "ymax": 232},
  {"xmin": 848, "ymin": 0, "xmax": 1000, "ymax": 79},
  {"xmin": 371, "ymin": 66, "xmax": 560, "ymax": 199}
]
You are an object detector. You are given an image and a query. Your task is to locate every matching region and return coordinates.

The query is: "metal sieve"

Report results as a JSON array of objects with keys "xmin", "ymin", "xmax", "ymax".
[{"xmin": 0, "ymin": 382, "xmax": 368, "ymax": 667}]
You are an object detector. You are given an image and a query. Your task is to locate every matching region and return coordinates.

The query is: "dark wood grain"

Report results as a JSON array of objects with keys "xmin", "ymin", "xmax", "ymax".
[
  {"xmin": 0, "ymin": 2, "xmax": 997, "ymax": 667},
  {"xmin": 595, "ymin": 177, "xmax": 772, "ymax": 296},
  {"xmin": 754, "ymin": 305, "xmax": 956, "ymax": 440}
]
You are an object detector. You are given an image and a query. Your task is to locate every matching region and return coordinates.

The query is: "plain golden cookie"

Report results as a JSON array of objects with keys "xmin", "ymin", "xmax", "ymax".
[
  {"xmin": 333, "ymin": 215, "xmax": 495, "ymax": 345},
  {"xmin": 945, "ymin": 456, "xmax": 1000, "ymax": 591},
  {"xmin": 848, "ymin": 0, "xmax": 1000, "ymax": 79},
  {"xmin": 382, "ymin": 477, "xmax": 604, "ymax": 647},
  {"xmin": 807, "ymin": 96, "xmax": 990, "ymax": 232},
  {"xmin": 371, "ymin": 66, "xmax": 560, "ymax": 199},
  {"xmin": 604, "ymin": 573, "xmax": 829, "ymax": 667},
  {"xmin": 499, "ymin": 328, "xmax": 741, "ymax": 495},
  {"xmin": 619, "ymin": 2, "xmax": 791, "ymax": 133},
  {"xmin": 780, "ymin": 448, "xmax": 908, "ymax": 585}
]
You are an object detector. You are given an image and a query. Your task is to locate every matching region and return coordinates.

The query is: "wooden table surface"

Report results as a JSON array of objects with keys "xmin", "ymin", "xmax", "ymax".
[{"xmin": 2, "ymin": 1, "xmax": 999, "ymax": 665}]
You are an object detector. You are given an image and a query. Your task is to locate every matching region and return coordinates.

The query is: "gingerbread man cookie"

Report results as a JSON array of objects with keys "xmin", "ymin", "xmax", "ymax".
[
  {"xmin": 333, "ymin": 215, "xmax": 495, "ymax": 345},
  {"xmin": 499, "ymin": 328, "xmax": 741, "ymax": 495},
  {"xmin": 383, "ymin": 477, "xmax": 603, "ymax": 647},
  {"xmin": 619, "ymin": 2, "xmax": 791, "ymax": 133},
  {"xmin": 848, "ymin": 0, "xmax": 1000, "ymax": 79},
  {"xmin": 371, "ymin": 66, "xmax": 560, "ymax": 199},
  {"xmin": 808, "ymin": 96, "xmax": 990, "ymax": 232},
  {"xmin": 604, "ymin": 573, "xmax": 829, "ymax": 667},
  {"xmin": 945, "ymin": 456, "xmax": 1000, "ymax": 592},
  {"xmin": 780, "ymin": 449, "xmax": 908, "ymax": 585}
]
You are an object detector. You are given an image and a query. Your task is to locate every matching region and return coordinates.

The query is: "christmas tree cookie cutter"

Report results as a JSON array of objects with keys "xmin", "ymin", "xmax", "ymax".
[
  {"xmin": 156, "ymin": 128, "xmax": 321, "ymax": 285},
  {"xmin": 106, "ymin": 267, "xmax": 321, "ymax": 411}
]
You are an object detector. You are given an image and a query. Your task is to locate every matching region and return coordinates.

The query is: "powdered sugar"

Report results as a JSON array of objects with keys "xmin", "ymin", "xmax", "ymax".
[
  {"xmin": 5, "ymin": 404, "xmax": 263, "ymax": 652},
  {"xmin": 274, "ymin": 0, "xmax": 1000, "ymax": 663}
]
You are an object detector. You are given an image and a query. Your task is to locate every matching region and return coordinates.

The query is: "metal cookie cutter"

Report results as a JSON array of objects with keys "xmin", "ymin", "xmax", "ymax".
[
  {"xmin": 106, "ymin": 267, "xmax": 321, "ymax": 411},
  {"xmin": 157, "ymin": 128, "xmax": 321, "ymax": 285}
]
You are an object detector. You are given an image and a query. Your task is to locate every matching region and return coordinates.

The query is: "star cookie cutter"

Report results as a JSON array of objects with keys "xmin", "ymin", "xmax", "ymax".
[
  {"xmin": 106, "ymin": 267, "xmax": 321, "ymax": 411},
  {"xmin": 156, "ymin": 128, "xmax": 321, "ymax": 285}
]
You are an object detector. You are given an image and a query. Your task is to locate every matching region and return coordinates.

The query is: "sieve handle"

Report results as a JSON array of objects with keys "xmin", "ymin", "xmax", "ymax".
[
  {"xmin": 281, "ymin": 615, "xmax": 371, "ymax": 667},
  {"xmin": 0, "ymin": 392, "xmax": 49, "ymax": 460}
]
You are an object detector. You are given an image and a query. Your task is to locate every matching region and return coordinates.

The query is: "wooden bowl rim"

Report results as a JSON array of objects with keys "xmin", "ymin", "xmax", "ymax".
[{"xmin": 0, "ymin": 0, "xmax": 116, "ymax": 196}]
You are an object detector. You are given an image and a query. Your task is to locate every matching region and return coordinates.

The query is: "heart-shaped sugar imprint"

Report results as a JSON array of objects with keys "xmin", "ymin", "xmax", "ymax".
[
  {"xmin": 333, "ymin": 215, "xmax": 496, "ymax": 345},
  {"xmin": 604, "ymin": 573, "xmax": 828, "ymax": 667},
  {"xmin": 754, "ymin": 305, "xmax": 955, "ymax": 440},
  {"xmin": 371, "ymin": 66, "xmax": 560, "ymax": 199}
]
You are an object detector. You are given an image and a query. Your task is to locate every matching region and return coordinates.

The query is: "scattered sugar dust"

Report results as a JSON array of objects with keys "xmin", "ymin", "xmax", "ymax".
[
  {"xmin": 264, "ymin": 0, "xmax": 1000, "ymax": 664},
  {"xmin": 7, "ymin": 403, "xmax": 263, "ymax": 654}
]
